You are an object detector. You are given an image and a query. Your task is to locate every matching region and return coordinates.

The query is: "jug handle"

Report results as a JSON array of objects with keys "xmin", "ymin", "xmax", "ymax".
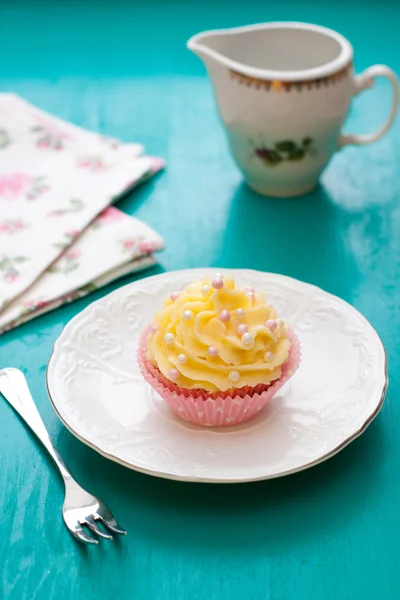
[{"xmin": 338, "ymin": 65, "xmax": 399, "ymax": 148}]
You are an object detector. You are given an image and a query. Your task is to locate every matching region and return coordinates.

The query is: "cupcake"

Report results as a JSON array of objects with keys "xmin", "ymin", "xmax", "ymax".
[{"xmin": 138, "ymin": 274, "xmax": 301, "ymax": 426}]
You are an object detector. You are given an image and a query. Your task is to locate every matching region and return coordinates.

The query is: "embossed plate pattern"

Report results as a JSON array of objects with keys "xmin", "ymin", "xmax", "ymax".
[{"xmin": 46, "ymin": 269, "xmax": 387, "ymax": 483}]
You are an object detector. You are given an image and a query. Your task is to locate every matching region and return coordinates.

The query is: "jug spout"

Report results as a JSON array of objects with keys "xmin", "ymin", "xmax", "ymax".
[
  {"xmin": 188, "ymin": 25, "xmax": 273, "ymax": 74},
  {"xmin": 187, "ymin": 31, "xmax": 219, "ymax": 65},
  {"xmin": 187, "ymin": 26, "xmax": 269, "ymax": 76}
]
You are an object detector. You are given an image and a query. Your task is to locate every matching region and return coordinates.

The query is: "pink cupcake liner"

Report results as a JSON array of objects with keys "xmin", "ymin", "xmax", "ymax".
[{"xmin": 137, "ymin": 326, "xmax": 301, "ymax": 427}]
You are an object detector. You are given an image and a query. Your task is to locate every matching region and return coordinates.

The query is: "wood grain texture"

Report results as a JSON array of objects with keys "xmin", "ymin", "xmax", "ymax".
[{"xmin": 0, "ymin": 0, "xmax": 399, "ymax": 598}]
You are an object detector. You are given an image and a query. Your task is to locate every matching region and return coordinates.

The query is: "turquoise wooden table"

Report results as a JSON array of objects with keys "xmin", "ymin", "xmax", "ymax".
[{"xmin": 0, "ymin": 1, "xmax": 399, "ymax": 599}]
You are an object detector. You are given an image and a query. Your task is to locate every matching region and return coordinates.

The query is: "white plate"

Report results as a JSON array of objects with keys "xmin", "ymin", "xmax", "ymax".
[{"xmin": 46, "ymin": 269, "xmax": 387, "ymax": 483}]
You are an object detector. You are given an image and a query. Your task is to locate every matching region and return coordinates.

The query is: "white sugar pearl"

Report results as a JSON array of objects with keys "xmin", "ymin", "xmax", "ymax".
[
  {"xmin": 237, "ymin": 324, "xmax": 248, "ymax": 335},
  {"xmin": 276, "ymin": 318, "xmax": 284, "ymax": 327},
  {"xmin": 265, "ymin": 319, "xmax": 277, "ymax": 331},
  {"xmin": 264, "ymin": 351, "xmax": 273, "ymax": 362},
  {"xmin": 215, "ymin": 272, "xmax": 223, "ymax": 279},
  {"xmin": 228, "ymin": 370, "xmax": 240, "ymax": 383},
  {"xmin": 183, "ymin": 310, "xmax": 193, "ymax": 320},
  {"xmin": 241, "ymin": 332, "xmax": 254, "ymax": 347},
  {"xmin": 202, "ymin": 285, "xmax": 210, "ymax": 294},
  {"xmin": 164, "ymin": 333, "xmax": 174, "ymax": 345},
  {"xmin": 236, "ymin": 308, "xmax": 245, "ymax": 318},
  {"xmin": 219, "ymin": 310, "xmax": 230, "ymax": 322},
  {"xmin": 177, "ymin": 354, "xmax": 187, "ymax": 364},
  {"xmin": 212, "ymin": 277, "xmax": 224, "ymax": 289},
  {"xmin": 169, "ymin": 368, "xmax": 179, "ymax": 380}
]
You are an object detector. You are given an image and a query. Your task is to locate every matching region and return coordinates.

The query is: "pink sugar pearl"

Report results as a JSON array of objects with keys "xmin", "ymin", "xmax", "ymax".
[
  {"xmin": 244, "ymin": 286, "xmax": 255, "ymax": 293},
  {"xmin": 168, "ymin": 368, "xmax": 179, "ymax": 380},
  {"xmin": 170, "ymin": 291, "xmax": 181, "ymax": 302},
  {"xmin": 212, "ymin": 277, "xmax": 224, "ymax": 289},
  {"xmin": 219, "ymin": 309, "xmax": 230, "ymax": 322},
  {"xmin": 265, "ymin": 319, "xmax": 277, "ymax": 331},
  {"xmin": 237, "ymin": 324, "xmax": 248, "ymax": 335},
  {"xmin": 208, "ymin": 346, "xmax": 218, "ymax": 357},
  {"xmin": 150, "ymin": 324, "xmax": 159, "ymax": 333}
]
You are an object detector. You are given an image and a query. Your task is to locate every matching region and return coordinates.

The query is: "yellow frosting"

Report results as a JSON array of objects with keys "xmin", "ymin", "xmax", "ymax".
[{"xmin": 146, "ymin": 276, "xmax": 291, "ymax": 392}]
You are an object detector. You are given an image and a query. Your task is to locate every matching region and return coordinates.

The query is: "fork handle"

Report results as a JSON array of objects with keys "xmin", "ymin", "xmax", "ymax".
[{"xmin": 0, "ymin": 368, "xmax": 73, "ymax": 482}]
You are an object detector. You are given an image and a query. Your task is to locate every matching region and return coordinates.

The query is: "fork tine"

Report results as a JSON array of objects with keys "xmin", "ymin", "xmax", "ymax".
[
  {"xmin": 85, "ymin": 516, "xmax": 113, "ymax": 540},
  {"xmin": 72, "ymin": 525, "xmax": 99, "ymax": 545},
  {"xmin": 98, "ymin": 514, "xmax": 127, "ymax": 535}
]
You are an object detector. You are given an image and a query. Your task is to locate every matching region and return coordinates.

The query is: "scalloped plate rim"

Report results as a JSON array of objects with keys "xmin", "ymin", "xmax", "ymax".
[{"xmin": 46, "ymin": 268, "xmax": 388, "ymax": 483}]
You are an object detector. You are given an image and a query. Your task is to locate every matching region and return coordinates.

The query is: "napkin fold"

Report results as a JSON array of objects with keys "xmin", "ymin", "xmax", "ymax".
[{"xmin": 0, "ymin": 94, "xmax": 165, "ymax": 333}]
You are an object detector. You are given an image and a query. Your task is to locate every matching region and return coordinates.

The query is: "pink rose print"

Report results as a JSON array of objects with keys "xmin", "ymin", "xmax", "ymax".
[
  {"xmin": 66, "ymin": 248, "xmax": 81, "ymax": 261},
  {"xmin": 120, "ymin": 237, "xmax": 161, "ymax": 257},
  {"xmin": 0, "ymin": 173, "xmax": 32, "ymax": 200},
  {"xmin": 20, "ymin": 298, "xmax": 49, "ymax": 317},
  {"xmin": 52, "ymin": 231, "xmax": 81, "ymax": 253},
  {"xmin": 138, "ymin": 240, "xmax": 160, "ymax": 254},
  {"xmin": 65, "ymin": 229, "xmax": 80, "ymax": 239},
  {"xmin": 99, "ymin": 135, "xmax": 120, "ymax": 149},
  {"xmin": 0, "ymin": 174, "xmax": 49, "ymax": 201},
  {"xmin": 4, "ymin": 273, "xmax": 17, "ymax": 283},
  {"xmin": 0, "ymin": 218, "xmax": 29, "ymax": 234},
  {"xmin": 48, "ymin": 247, "xmax": 81, "ymax": 275},
  {"xmin": 47, "ymin": 198, "xmax": 84, "ymax": 217},
  {"xmin": 77, "ymin": 155, "xmax": 107, "ymax": 172},
  {"xmin": 0, "ymin": 255, "xmax": 29, "ymax": 282},
  {"xmin": 31, "ymin": 123, "xmax": 73, "ymax": 151},
  {"xmin": 122, "ymin": 238, "xmax": 137, "ymax": 252},
  {"xmin": 96, "ymin": 206, "xmax": 125, "ymax": 225},
  {"xmin": 23, "ymin": 298, "xmax": 48, "ymax": 311},
  {"xmin": 26, "ymin": 176, "xmax": 50, "ymax": 200}
]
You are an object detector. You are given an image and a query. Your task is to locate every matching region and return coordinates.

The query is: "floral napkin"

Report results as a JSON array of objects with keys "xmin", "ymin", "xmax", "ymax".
[
  {"xmin": 0, "ymin": 206, "xmax": 163, "ymax": 333},
  {"xmin": 0, "ymin": 94, "xmax": 165, "ymax": 333}
]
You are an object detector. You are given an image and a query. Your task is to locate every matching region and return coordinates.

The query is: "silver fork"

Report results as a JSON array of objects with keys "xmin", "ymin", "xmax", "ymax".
[{"xmin": 0, "ymin": 368, "xmax": 126, "ymax": 544}]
